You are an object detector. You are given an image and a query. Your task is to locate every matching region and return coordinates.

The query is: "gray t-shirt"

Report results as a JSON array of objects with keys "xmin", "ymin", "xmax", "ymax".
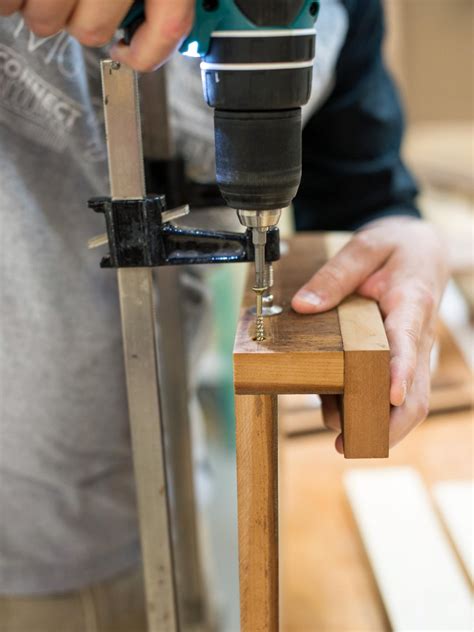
[{"xmin": 0, "ymin": 3, "xmax": 347, "ymax": 594}]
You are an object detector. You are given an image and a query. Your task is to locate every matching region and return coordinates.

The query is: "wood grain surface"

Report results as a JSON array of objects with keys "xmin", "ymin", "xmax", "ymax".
[
  {"xmin": 234, "ymin": 233, "xmax": 391, "ymax": 457},
  {"xmin": 280, "ymin": 410, "xmax": 473, "ymax": 632},
  {"xmin": 235, "ymin": 395, "xmax": 279, "ymax": 632},
  {"xmin": 325, "ymin": 233, "xmax": 390, "ymax": 457},
  {"xmin": 233, "ymin": 233, "xmax": 392, "ymax": 631},
  {"xmin": 234, "ymin": 234, "xmax": 344, "ymax": 394},
  {"xmin": 280, "ymin": 320, "xmax": 473, "ymax": 437},
  {"xmin": 431, "ymin": 321, "xmax": 474, "ymax": 414},
  {"xmin": 338, "ymin": 296, "xmax": 390, "ymax": 458},
  {"xmin": 345, "ymin": 467, "xmax": 473, "ymax": 631}
]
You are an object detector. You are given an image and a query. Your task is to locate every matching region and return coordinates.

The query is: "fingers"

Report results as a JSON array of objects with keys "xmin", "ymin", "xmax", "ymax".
[
  {"xmin": 112, "ymin": 0, "xmax": 194, "ymax": 72},
  {"xmin": 292, "ymin": 231, "xmax": 393, "ymax": 314},
  {"xmin": 334, "ymin": 342, "xmax": 433, "ymax": 453},
  {"xmin": 291, "ymin": 218, "xmax": 446, "ymax": 452},
  {"xmin": 321, "ymin": 395, "xmax": 343, "ymax": 456},
  {"xmin": 384, "ymin": 294, "xmax": 425, "ymax": 406},
  {"xmin": 321, "ymin": 395, "xmax": 341, "ymax": 432},
  {"xmin": 67, "ymin": 0, "xmax": 133, "ymax": 48},
  {"xmin": 0, "ymin": 1, "xmax": 24, "ymax": 17},
  {"xmin": 335, "ymin": 433, "xmax": 344, "ymax": 455},
  {"xmin": 389, "ymin": 346, "xmax": 432, "ymax": 448},
  {"xmin": 22, "ymin": 0, "xmax": 76, "ymax": 38},
  {"xmin": 382, "ymin": 283, "xmax": 436, "ymax": 406}
]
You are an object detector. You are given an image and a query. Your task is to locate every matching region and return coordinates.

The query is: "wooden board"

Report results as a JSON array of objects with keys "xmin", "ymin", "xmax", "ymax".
[
  {"xmin": 234, "ymin": 233, "xmax": 391, "ymax": 458},
  {"xmin": 280, "ymin": 410, "xmax": 473, "ymax": 632},
  {"xmin": 233, "ymin": 233, "xmax": 391, "ymax": 631},
  {"xmin": 338, "ymin": 296, "xmax": 390, "ymax": 458},
  {"xmin": 233, "ymin": 235, "xmax": 344, "ymax": 395},
  {"xmin": 325, "ymin": 233, "xmax": 390, "ymax": 457},
  {"xmin": 434, "ymin": 480, "xmax": 474, "ymax": 583},
  {"xmin": 344, "ymin": 467, "xmax": 473, "ymax": 631},
  {"xmin": 280, "ymin": 320, "xmax": 473, "ymax": 438},
  {"xmin": 235, "ymin": 394, "xmax": 279, "ymax": 632},
  {"xmin": 431, "ymin": 321, "xmax": 474, "ymax": 414}
]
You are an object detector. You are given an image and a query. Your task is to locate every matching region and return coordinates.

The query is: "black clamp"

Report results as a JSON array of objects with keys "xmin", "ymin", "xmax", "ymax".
[{"xmin": 89, "ymin": 194, "xmax": 280, "ymax": 269}]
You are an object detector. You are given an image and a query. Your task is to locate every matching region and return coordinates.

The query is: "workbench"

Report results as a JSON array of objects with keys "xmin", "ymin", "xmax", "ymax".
[{"xmin": 280, "ymin": 409, "xmax": 473, "ymax": 630}]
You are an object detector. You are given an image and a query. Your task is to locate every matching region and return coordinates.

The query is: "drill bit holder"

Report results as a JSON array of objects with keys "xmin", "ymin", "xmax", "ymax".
[{"xmin": 89, "ymin": 194, "xmax": 280, "ymax": 269}]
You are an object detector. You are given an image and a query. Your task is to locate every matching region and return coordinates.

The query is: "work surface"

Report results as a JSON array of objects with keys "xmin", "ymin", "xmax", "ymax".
[
  {"xmin": 234, "ymin": 234, "xmax": 344, "ymax": 394},
  {"xmin": 280, "ymin": 410, "xmax": 473, "ymax": 631}
]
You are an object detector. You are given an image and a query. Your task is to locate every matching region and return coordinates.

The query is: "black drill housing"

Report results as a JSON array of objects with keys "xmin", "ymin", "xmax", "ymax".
[{"xmin": 201, "ymin": 6, "xmax": 316, "ymax": 210}]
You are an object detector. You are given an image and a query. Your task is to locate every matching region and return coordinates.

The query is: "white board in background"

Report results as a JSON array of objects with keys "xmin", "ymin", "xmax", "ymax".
[
  {"xmin": 434, "ymin": 480, "xmax": 474, "ymax": 583},
  {"xmin": 344, "ymin": 467, "xmax": 473, "ymax": 632}
]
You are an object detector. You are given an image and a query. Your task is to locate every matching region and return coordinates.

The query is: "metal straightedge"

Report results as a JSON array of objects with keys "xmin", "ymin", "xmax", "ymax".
[
  {"xmin": 139, "ymin": 68, "xmax": 208, "ymax": 632},
  {"xmin": 96, "ymin": 60, "xmax": 281, "ymax": 632},
  {"xmin": 100, "ymin": 61, "xmax": 177, "ymax": 632}
]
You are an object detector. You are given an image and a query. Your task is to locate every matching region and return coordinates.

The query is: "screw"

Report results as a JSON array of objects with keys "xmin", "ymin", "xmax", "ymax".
[
  {"xmin": 253, "ymin": 286, "xmax": 266, "ymax": 341},
  {"xmin": 255, "ymin": 316, "xmax": 265, "ymax": 342},
  {"xmin": 309, "ymin": 2, "xmax": 319, "ymax": 17}
]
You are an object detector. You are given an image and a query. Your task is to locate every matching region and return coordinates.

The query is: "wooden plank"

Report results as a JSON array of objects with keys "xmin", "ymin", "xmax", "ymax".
[
  {"xmin": 344, "ymin": 467, "xmax": 473, "ymax": 631},
  {"xmin": 279, "ymin": 319, "xmax": 473, "ymax": 439},
  {"xmin": 235, "ymin": 233, "xmax": 390, "ymax": 455},
  {"xmin": 235, "ymin": 394, "xmax": 279, "ymax": 632},
  {"xmin": 325, "ymin": 233, "xmax": 390, "ymax": 458},
  {"xmin": 234, "ymin": 235, "xmax": 344, "ymax": 395},
  {"xmin": 280, "ymin": 406, "xmax": 472, "ymax": 632},
  {"xmin": 280, "ymin": 438, "xmax": 389, "ymax": 632},
  {"xmin": 281, "ymin": 410, "xmax": 473, "ymax": 631},
  {"xmin": 339, "ymin": 296, "xmax": 390, "ymax": 458},
  {"xmin": 434, "ymin": 480, "xmax": 474, "ymax": 583},
  {"xmin": 431, "ymin": 321, "xmax": 474, "ymax": 414}
]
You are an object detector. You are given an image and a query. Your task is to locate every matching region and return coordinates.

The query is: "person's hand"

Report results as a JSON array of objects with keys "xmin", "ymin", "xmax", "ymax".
[
  {"xmin": 291, "ymin": 217, "xmax": 449, "ymax": 453},
  {"xmin": 0, "ymin": 0, "xmax": 194, "ymax": 72}
]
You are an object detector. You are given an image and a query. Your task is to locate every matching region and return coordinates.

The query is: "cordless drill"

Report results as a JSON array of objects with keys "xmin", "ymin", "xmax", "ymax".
[{"xmin": 123, "ymin": 1, "xmax": 319, "ymax": 339}]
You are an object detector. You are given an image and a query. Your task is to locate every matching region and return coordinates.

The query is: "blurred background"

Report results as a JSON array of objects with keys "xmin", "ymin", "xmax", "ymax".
[{"xmin": 197, "ymin": 1, "xmax": 473, "ymax": 630}]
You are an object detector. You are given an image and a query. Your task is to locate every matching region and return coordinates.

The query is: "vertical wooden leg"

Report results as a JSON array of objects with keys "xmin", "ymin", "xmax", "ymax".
[{"xmin": 235, "ymin": 394, "xmax": 279, "ymax": 632}]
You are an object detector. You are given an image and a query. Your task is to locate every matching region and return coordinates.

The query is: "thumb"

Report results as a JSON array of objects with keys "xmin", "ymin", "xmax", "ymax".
[{"xmin": 291, "ymin": 232, "xmax": 392, "ymax": 313}]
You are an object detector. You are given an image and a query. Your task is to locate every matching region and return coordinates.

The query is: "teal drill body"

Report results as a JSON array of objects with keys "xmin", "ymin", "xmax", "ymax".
[
  {"xmin": 182, "ymin": 0, "xmax": 320, "ymax": 57},
  {"xmin": 123, "ymin": 1, "xmax": 320, "ymax": 57}
]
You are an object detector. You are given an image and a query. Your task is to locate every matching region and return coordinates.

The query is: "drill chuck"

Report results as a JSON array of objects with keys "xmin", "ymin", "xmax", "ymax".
[{"xmin": 215, "ymin": 108, "xmax": 303, "ymax": 211}]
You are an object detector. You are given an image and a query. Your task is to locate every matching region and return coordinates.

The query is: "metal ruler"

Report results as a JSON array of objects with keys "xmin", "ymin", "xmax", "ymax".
[
  {"xmin": 101, "ymin": 60, "xmax": 177, "ymax": 632},
  {"xmin": 100, "ymin": 60, "xmax": 209, "ymax": 632},
  {"xmin": 140, "ymin": 70, "xmax": 209, "ymax": 630}
]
